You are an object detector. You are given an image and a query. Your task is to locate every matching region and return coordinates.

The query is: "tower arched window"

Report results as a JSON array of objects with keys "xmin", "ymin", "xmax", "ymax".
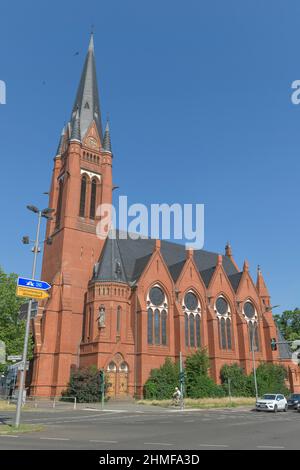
[
  {"xmin": 117, "ymin": 306, "xmax": 121, "ymax": 334},
  {"xmin": 147, "ymin": 285, "xmax": 168, "ymax": 346},
  {"xmin": 90, "ymin": 178, "xmax": 97, "ymax": 219},
  {"xmin": 55, "ymin": 178, "xmax": 64, "ymax": 229},
  {"xmin": 215, "ymin": 296, "xmax": 232, "ymax": 350},
  {"xmin": 183, "ymin": 291, "xmax": 201, "ymax": 349},
  {"xmin": 79, "ymin": 175, "xmax": 87, "ymax": 217}
]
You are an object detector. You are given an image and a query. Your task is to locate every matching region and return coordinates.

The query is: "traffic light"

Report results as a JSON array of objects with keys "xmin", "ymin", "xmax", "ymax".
[
  {"xmin": 271, "ymin": 338, "xmax": 277, "ymax": 351},
  {"xmin": 179, "ymin": 371, "xmax": 185, "ymax": 384}
]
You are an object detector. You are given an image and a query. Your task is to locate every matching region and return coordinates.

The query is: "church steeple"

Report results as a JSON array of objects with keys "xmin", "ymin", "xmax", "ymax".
[
  {"xmin": 71, "ymin": 33, "xmax": 103, "ymax": 142},
  {"xmin": 102, "ymin": 120, "xmax": 112, "ymax": 153}
]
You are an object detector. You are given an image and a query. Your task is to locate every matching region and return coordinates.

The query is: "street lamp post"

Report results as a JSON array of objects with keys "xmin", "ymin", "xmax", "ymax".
[
  {"xmin": 251, "ymin": 324, "xmax": 259, "ymax": 402},
  {"xmin": 15, "ymin": 206, "xmax": 53, "ymax": 429}
]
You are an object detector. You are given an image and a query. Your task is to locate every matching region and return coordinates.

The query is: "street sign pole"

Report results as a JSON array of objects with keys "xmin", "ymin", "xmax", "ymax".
[
  {"xmin": 251, "ymin": 326, "xmax": 259, "ymax": 401},
  {"xmin": 179, "ymin": 351, "xmax": 184, "ymax": 411},
  {"xmin": 15, "ymin": 210, "xmax": 42, "ymax": 429}
]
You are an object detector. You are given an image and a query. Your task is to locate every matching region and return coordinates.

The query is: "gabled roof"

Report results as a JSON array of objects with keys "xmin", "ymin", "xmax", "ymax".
[
  {"xmin": 228, "ymin": 272, "xmax": 243, "ymax": 292},
  {"xmin": 93, "ymin": 230, "xmax": 239, "ymax": 285},
  {"xmin": 199, "ymin": 267, "xmax": 215, "ymax": 288}
]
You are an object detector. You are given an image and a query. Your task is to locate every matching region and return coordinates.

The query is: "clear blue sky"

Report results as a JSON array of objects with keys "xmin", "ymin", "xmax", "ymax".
[{"xmin": 0, "ymin": 0, "xmax": 299, "ymax": 312}]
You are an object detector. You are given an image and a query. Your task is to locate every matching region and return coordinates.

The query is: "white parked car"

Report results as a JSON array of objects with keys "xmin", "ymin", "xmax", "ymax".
[{"xmin": 256, "ymin": 394, "xmax": 288, "ymax": 412}]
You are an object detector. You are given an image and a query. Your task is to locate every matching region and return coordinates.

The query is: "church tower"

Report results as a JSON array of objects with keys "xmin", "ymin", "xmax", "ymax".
[{"xmin": 30, "ymin": 35, "xmax": 113, "ymax": 396}]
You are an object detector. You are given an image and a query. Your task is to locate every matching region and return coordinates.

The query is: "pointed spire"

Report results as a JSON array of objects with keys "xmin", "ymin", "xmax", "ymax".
[
  {"xmin": 243, "ymin": 260, "xmax": 249, "ymax": 272},
  {"xmin": 93, "ymin": 229, "xmax": 127, "ymax": 283},
  {"xmin": 225, "ymin": 241, "xmax": 232, "ymax": 257},
  {"xmin": 70, "ymin": 108, "xmax": 81, "ymax": 142},
  {"xmin": 102, "ymin": 120, "xmax": 112, "ymax": 153},
  {"xmin": 224, "ymin": 241, "xmax": 239, "ymax": 272},
  {"xmin": 88, "ymin": 32, "xmax": 94, "ymax": 52},
  {"xmin": 256, "ymin": 265, "xmax": 270, "ymax": 298},
  {"xmin": 56, "ymin": 126, "xmax": 66, "ymax": 156},
  {"xmin": 71, "ymin": 34, "xmax": 103, "ymax": 141}
]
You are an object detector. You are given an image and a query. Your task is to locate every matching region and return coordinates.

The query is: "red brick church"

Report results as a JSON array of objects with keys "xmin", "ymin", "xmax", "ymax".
[{"xmin": 29, "ymin": 35, "xmax": 299, "ymax": 398}]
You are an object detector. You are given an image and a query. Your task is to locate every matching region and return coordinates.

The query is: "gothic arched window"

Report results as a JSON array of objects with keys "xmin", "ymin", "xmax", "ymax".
[
  {"xmin": 147, "ymin": 285, "xmax": 168, "ymax": 346},
  {"xmin": 183, "ymin": 291, "xmax": 201, "ymax": 349},
  {"xmin": 216, "ymin": 296, "xmax": 232, "ymax": 350},
  {"xmin": 79, "ymin": 175, "xmax": 87, "ymax": 217},
  {"xmin": 161, "ymin": 310, "xmax": 167, "ymax": 345},
  {"xmin": 90, "ymin": 178, "xmax": 97, "ymax": 219},
  {"xmin": 220, "ymin": 317, "xmax": 227, "ymax": 349},
  {"xmin": 226, "ymin": 318, "xmax": 232, "ymax": 350},
  {"xmin": 196, "ymin": 314, "xmax": 201, "ymax": 348},
  {"xmin": 185, "ymin": 313, "xmax": 189, "ymax": 347},
  {"xmin": 147, "ymin": 308, "xmax": 153, "ymax": 345},
  {"xmin": 154, "ymin": 309, "xmax": 161, "ymax": 345},
  {"xmin": 254, "ymin": 323, "xmax": 260, "ymax": 351},
  {"xmin": 189, "ymin": 314, "xmax": 195, "ymax": 347},
  {"xmin": 55, "ymin": 179, "xmax": 63, "ymax": 229}
]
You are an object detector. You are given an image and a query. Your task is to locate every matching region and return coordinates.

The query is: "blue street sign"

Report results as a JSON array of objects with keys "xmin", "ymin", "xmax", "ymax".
[{"xmin": 17, "ymin": 277, "xmax": 51, "ymax": 291}]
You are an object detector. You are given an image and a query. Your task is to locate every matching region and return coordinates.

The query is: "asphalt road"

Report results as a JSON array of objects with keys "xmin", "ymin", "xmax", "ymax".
[{"xmin": 0, "ymin": 404, "xmax": 299, "ymax": 450}]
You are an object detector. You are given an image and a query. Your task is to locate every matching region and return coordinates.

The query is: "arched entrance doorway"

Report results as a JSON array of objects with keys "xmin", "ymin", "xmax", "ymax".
[{"xmin": 106, "ymin": 355, "xmax": 129, "ymax": 399}]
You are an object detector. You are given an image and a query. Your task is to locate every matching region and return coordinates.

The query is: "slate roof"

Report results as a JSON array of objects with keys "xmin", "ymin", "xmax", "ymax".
[
  {"xmin": 228, "ymin": 272, "xmax": 243, "ymax": 292},
  {"xmin": 71, "ymin": 34, "xmax": 103, "ymax": 141},
  {"xmin": 102, "ymin": 121, "xmax": 112, "ymax": 153},
  {"xmin": 93, "ymin": 230, "xmax": 239, "ymax": 285}
]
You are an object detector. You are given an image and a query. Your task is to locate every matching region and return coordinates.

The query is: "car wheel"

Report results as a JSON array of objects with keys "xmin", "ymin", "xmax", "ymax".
[
  {"xmin": 274, "ymin": 405, "xmax": 278, "ymax": 413},
  {"xmin": 284, "ymin": 404, "xmax": 288, "ymax": 412}
]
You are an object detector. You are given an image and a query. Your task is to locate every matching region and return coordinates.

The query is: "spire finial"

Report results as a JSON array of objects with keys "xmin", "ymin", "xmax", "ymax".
[
  {"xmin": 257, "ymin": 264, "xmax": 261, "ymax": 275},
  {"xmin": 88, "ymin": 31, "xmax": 94, "ymax": 52},
  {"xmin": 243, "ymin": 260, "xmax": 249, "ymax": 272},
  {"xmin": 225, "ymin": 241, "xmax": 232, "ymax": 257}
]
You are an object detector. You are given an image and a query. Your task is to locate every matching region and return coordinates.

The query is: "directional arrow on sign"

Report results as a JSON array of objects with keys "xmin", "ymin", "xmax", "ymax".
[
  {"xmin": 16, "ymin": 286, "xmax": 50, "ymax": 300},
  {"xmin": 17, "ymin": 277, "xmax": 51, "ymax": 291}
]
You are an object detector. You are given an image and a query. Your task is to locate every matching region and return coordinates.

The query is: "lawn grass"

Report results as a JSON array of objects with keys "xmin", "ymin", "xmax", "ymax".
[
  {"xmin": 0, "ymin": 424, "xmax": 44, "ymax": 435},
  {"xmin": 0, "ymin": 402, "xmax": 16, "ymax": 411},
  {"xmin": 138, "ymin": 397, "xmax": 255, "ymax": 409}
]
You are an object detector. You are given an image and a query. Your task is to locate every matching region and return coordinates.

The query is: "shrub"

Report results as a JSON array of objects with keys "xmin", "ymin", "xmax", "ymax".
[
  {"xmin": 143, "ymin": 358, "xmax": 179, "ymax": 400},
  {"xmin": 248, "ymin": 362, "xmax": 289, "ymax": 396},
  {"xmin": 220, "ymin": 363, "xmax": 252, "ymax": 397},
  {"xmin": 61, "ymin": 366, "xmax": 104, "ymax": 403},
  {"xmin": 185, "ymin": 349, "xmax": 225, "ymax": 398}
]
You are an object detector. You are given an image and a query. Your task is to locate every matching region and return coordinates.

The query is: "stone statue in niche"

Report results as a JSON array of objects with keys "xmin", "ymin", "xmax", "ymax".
[{"xmin": 98, "ymin": 305, "xmax": 105, "ymax": 328}]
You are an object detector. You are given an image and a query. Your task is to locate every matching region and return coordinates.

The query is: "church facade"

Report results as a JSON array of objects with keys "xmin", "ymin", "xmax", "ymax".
[{"xmin": 29, "ymin": 35, "xmax": 300, "ymax": 398}]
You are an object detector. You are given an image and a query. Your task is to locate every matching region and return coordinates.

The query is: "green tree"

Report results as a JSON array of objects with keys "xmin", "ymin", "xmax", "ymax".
[
  {"xmin": 274, "ymin": 309, "xmax": 300, "ymax": 342},
  {"xmin": 144, "ymin": 358, "xmax": 179, "ymax": 399},
  {"xmin": 248, "ymin": 363, "xmax": 289, "ymax": 396},
  {"xmin": 185, "ymin": 349, "xmax": 225, "ymax": 398},
  {"xmin": 0, "ymin": 267, "xmax": 34, "ymax": 373},
  {"xmin": 220, "ymin": 363, "xmax": 251, "ymax": 397},
  {"xmin": 61, "ymin": 366, "xmax": 104, "ymax": 403}
]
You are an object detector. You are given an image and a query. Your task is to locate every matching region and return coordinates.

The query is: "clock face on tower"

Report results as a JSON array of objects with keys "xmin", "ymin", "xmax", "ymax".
[{"xmin": 88, "ymin": 136, "xmax": 98, "ymax": 148}]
